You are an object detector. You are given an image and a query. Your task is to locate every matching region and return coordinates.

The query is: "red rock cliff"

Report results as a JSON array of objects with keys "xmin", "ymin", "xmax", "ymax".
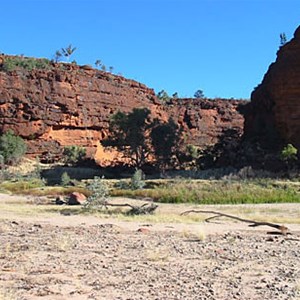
[
  {"xmin": 162, "ymin": 98, "xmax": 245, "ymax": 146},
  {"xmin": 0, "ymin": 56, "xmax": 246, "ymax": 165},
  {"xmin": 244, "ymin": 25, "xmax": 300, "ymax": 151}
]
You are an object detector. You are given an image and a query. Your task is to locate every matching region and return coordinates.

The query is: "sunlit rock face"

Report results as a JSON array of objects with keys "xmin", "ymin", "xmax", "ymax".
[
  {"xmin": 244, "ymin": 25, "xmax": 300, "ymax": 151},
  {"xmin": 0, "ymin": 56, "xmax": 245, "ymax": 165}
]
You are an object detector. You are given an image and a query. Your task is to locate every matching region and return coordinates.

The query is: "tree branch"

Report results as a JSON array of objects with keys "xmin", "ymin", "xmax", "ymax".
[
  {"xmin": 181, "ymin": 210, "xmax": 289, "ymax": 235},
  {"xmin": 103, "ymin": 201, "xmax": 158, "ymax": 215}
]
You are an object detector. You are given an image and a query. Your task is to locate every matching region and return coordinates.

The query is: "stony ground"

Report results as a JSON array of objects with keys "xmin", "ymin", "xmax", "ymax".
[{"xmin": 0, "ymin": 195, "xmax": 300, "ymax": 299}]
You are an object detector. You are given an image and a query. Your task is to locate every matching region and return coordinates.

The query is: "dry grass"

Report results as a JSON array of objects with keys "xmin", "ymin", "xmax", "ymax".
[
  {"xmin": 1, "ymin": 194, "xmax": 300, "ymax": 226},
  {"xmin": 295, "ymin": 281, "xmax": 300, "ymax": 300},
  {"xmin": 145, "ymin": 247, "xmax": 170, "ymax": 262},
  {"xmin": 0, "ymin": 288, "xmax": 17, "ymax": 300},
  {"xmin": 52, "ymin": 234, "xmax": 74, "ymax": 252},
  {"xmin": 180, "ymin": 228, "xmax": 206, "ymax": 241},
  {"xmin": 111, "ymin": 179, "xmax": 300, "ymax": 204}
]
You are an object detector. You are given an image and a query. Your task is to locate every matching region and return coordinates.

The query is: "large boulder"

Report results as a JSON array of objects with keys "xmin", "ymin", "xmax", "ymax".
[{"xmin": 68, "ymin": 192, "xmax": 87, "ymax": 205}]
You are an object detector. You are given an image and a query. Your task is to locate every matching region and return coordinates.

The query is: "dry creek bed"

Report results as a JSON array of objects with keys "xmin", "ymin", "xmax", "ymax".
[{"xmin": 0, "ymin": 196, "xmax": 299, "ymax": 299}]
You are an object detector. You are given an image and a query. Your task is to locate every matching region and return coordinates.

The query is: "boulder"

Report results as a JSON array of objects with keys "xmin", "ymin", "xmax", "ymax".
[{"xmin": 68, "ymin": 192, "xmax": 87, "ymax": 205}]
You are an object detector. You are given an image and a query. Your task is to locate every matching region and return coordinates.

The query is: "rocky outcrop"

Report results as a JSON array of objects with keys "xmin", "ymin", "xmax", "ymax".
[
  {"xmin": 244, "ymin": 26, "xmax": 300, "ymax": 151},
  {"xmin": 163, "ymin": 98, "xmax": 245, "ymax": 147},
  {"xmin": 0, "ymin": 55, "xmax": 246, "ymax": 165}
]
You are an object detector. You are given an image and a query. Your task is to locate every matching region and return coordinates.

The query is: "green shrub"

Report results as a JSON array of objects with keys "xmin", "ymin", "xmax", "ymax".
[
  {"xmin": 0, "ymin": 178, "xmax": 45, "ymax": 193},
  {"xmin": 0, "ymin": 130, "xmax": 27, "ymax": 165},
  {"xmin": 111, "ymin": 179, "xmax": 300, "ymax": 204},
  {"xmin": 0, "ymin": 154, "xmax": 4, "ymax": 168},
  {"xmin": 63, "ymin": 146, "xmax": 86, "ymax": 166},
  {"xmin": 281, "ymin": 144, "xmax": 298, "ymax": 162},
  {"xmin": 1, "ymin": 56, "xmax": 52, "ymax": 72},
  {"xmin": 115, "ymin": 179, "xmax": 131, "ymax": 190},
  {"xmin": 85, "ymin": 177, "xmax": 109, "ymax": 208},
  {"xmin": 131, "ymin": 169, "xmax": 145, "ymax": 190},
  {"xmin": 61, "ymin": 171, "xmax": 71, "ymax": 186}
]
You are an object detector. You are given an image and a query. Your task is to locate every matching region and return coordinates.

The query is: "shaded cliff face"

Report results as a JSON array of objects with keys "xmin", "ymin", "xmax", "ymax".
[
  {"xmin": 244, "ymin": 26, "xmax": 300, "ymax": 151},
  {"xmin": 0, "ymin": 56, "xmax": 246, "ymax": 165},
  {"xmin": 162, "ymin": 98, "xmax": 245, "ymax": 146}
]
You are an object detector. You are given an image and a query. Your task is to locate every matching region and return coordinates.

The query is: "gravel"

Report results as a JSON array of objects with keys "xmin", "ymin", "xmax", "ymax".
[{"xmin": 0, "ymin": 219, "xmax": 299, "ymax": 299}]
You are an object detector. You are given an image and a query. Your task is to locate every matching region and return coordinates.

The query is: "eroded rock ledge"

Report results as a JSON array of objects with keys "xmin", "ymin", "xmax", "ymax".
[
  {"xmin": 0, "ymin": 56, "xmax": 246, "ymax": 165},
  {"xmin": 244, "ymin": 25, "xmax": 300, "ymax": 151}
]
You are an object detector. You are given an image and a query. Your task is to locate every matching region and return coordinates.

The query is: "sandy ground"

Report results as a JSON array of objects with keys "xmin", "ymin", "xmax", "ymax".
[{"xmin": 0, "ymin": 193, "xmax": 300, "ymax": 300}]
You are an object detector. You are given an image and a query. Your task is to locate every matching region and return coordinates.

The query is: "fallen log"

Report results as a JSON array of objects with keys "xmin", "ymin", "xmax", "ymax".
[{"xmin": 181, "ymin": 210, "xmax": 289, "ymax": 235}]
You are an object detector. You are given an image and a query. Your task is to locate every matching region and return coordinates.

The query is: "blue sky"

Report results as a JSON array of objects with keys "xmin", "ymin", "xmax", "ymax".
[{"xmin": 1, "ymin": 0, "xmax": 299, "ymax": 99}]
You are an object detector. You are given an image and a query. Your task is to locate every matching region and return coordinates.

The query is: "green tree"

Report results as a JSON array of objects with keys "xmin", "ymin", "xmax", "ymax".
[
  {"xmin": 0, "ymin": 130, "xmax": 27, "ymax": 165},
  {"xmin": 157, "ymin": 90, "xmax": 170, "ymax": 102},
  {"xmin": 63, "ymin": 145, "xmax": 86, "ymax": 166},
  {"xmin": 172, "ymin": 92, "xmax": 179, "ymax": 99},
  {"xmin": 54, "ymin": 50, "xmax": 62, "ymax": 63},
  {"xmin": 194, "ymin": 89, "xmax": 205, "ymax": 99},
  {"xmin": 281, "ymin": 144, "xmax": 298, "ymax": 163},
  {"xmin": 61, "ymin": 44, "xmax": 77, "ymax": 62},
  {"xmin": 280, "ymin": 143, "xmax": 298, "ymax": 176},
  {"xmin": 280, "ymin": 33, "xmax": 287, "ymax": 46},
  {"xmin": 95, "ymin": 59, "xmax": 102, "ymax": 68},
  {"xmin": 101, "ymin": 108, "xmax": 152, "ymax": 168},
  {"xmin": 150, "ymin": 118, "xmax": 181, "ymax": 171}
]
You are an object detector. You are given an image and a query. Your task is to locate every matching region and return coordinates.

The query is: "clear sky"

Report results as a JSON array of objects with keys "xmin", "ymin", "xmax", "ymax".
[{"xmin": 1, "ymin": 0, "xmax": 299, "ymax": 99}]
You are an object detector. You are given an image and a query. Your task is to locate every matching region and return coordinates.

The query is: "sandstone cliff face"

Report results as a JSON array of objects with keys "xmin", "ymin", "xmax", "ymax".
[
  {"xmin": 0, "ymin": 56, "xmax": 245, "ymax": 165},
  {"xmin": 163, "ymin": 98, "xmax": 245, "ymax": 146},
  {"xmin": 244, "ymin": 26, "xmax": 300, "ymax": 151}
]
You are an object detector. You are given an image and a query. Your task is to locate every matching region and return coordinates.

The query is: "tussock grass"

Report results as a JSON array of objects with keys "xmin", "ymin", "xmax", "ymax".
[
  {"xmin": 23, "ymin": 186, "xmax": 91, "ymax": 197},
  {"xmin": 0, "ymin": 179, "xmax": 45, "ymax": 193},
  {"xmin": 52, "ymin": 234, "xmax": 74, "ymax": 252},
  {"xmin": 180, "ymin": 228, "xmax": 206, "ymax": 241},
  {"xmin": 0, "ymin": 288, "xmax": 17, "ymax": 300},
  {"xmin": 0, "ymin": 180, "xmax": 90, "ymax": 197},
  {"xmin": 145, "ymin": 247, "xmax": 170, "ymax": 262},
  {"xmin": 111, "ymin": 179, "xmax": 300, "ymax": 205},
  {"xmin": 2, "ymin": 177, "xmax": 299, "ymax": 205},
  {"xmin": 0, "ymin": 177, "xmax": 299, "ymax": 225}
]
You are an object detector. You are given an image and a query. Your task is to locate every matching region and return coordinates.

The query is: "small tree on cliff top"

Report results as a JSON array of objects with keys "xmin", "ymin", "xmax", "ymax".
[
  {"xmin": 157, "ymin": 90, "xmax": 170, "ymax": 102},
  {"xmin": 194, "ymin": 89, "xmax": 205, "ymax": 99},
  {"xmin": 280, "ymin": 33, "xmax": 287, "ymax": 46},
  {"xmin": 101, "ymin": 108, "xmax": 152, "ymax": 168},
  {"xmin": 61, "ymin": 44, "xmax": 77, "ymax": 62}
]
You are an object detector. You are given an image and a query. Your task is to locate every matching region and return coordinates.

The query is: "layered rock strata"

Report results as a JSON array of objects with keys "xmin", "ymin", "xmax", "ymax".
[
  {"xmin": 0, "ymin": 57, "xmax": 246, "ymax": 165},
  {"xmin": 244, "ymin": 26, "xmax": 300, "ymax": 151}
]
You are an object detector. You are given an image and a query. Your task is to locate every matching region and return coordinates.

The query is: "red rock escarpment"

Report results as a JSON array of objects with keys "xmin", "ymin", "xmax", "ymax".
[
  {"xmin": 162, "ymin": 98, "xmax": 245, "ymax": 146},
  {"xmin": 0, "ymin": 57, "xmax": 246, "ymax": 165},
  {"xmin": 244, "ymin": 26, "xmax": 300, "ymax": 151}
]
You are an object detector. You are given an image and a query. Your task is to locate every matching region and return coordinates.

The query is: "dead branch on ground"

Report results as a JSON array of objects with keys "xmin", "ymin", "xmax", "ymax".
[
  {"xmin": 103, "ymin": 202, "xmax": 158, "ymax": 215},
  {"xmin": 181, "ymin": 210, "xmax": 289, "ymax": 235}
]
